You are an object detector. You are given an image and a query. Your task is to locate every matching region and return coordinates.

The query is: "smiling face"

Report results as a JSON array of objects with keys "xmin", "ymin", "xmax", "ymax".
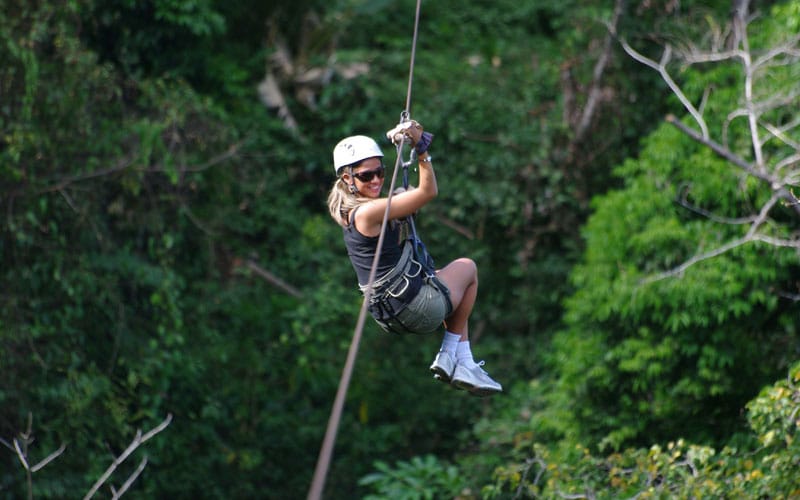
[{"xmin": 344, "ymin": 157, "xmax": 385, "ymax": 198}]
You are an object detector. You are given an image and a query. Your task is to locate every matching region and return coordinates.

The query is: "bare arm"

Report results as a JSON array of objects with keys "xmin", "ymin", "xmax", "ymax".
[{"xmin": 355, "ymin": 152, "xmax": 437, "ymax": 236}]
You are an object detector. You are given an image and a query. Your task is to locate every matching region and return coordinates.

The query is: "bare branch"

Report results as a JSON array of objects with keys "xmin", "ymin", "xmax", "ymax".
[
  {"xmin": 620, "ymin": 40, "xmax": 709, "ymax": 138},
  {"xmin": 83, "ymin": 414, "xmax": 173, "ymax": 500},
  {"xmin": 681, "ymin": 47, "xmax": 745, "ymax": 64},
  {"xmin": 142, "ymin": 140, "xmax": 245, "ymax": 177},
  {"xmin": 642, "ymin": 236, "xmax": 746, "ymax": 283},
  {"xmin": 677, "ymin": 186, "xmax": 757, "ymax": 225},
  {"xmin": 776, "ymin": 153, "xmax": 800, "ymax": 174},
  {"xmin": 644, "ymin": 192, "xmax": 794, "ymax": 283},
  {"xmin": 58, "ymin": 187, "xmax": 80, "ymax": 213},
  {"xmin": 30, "ymin": 442, "xmax": 67, "ymax": 473},
  {"xmin": 573, "ymin": 0, "xmax": 623, "ymax": 142},
  {"xmin": 744, "ymin": 193, "xmax": 781, "ymax": 239},
  {"xmin": 0, "ymin": 436, "xmax": 14, "ymax": 451},
  {"xmin": 244, "ymin": 259, "xmax": 303, "ymax": 298},
  {"xmin": 139, "ymin": 415, "xmax": 172, "ymax": 442},
  {"xmin": 733, "ymin": 0, "xmax": 751, "ymax": 53},
  {"xmin": 761, "ymin": 120, "xmax": 800, "ymax": 151},
  {"xmin": 111, "ymin": 457, "xmax": 148, "ymax": 500},
  {"xmin": 752, "ymin": 34, "xmax": 800, "ymax": 70},
  {"xmin": 179, "ymin": 203, "xmax": 220, "ymax": 237},
  {"xmin": 13, "ymin": 438, "xmax": 30, "ymax": 471},
  {"xmin": 432, "ymin": 213, "xmax": 475, "ymax": 240},
  {"xmin": 735, "ymin": 22, "xmax": 766, "ymax": 173},
  {"xmin": 36, "ymin": 156, "xmax": 136, "ymax": 195},
  {"xmin": 13, "ymin": 140, "xmax": 242, "ymax": 201},
  {"xmin": 752, "ymin": 233, "xmax": 800, "ymax": 248},
  {"xmin": 641, "ymin": 238, "xmax": 750, "ymax": 284},
  {"xmin": 668, "ymin": 115, "xmax": 800, "ymax": 216},
  {"xmin": 728, "ymin": 90, "xmax": 800, "ymax": 149},
  {"xmin": 779, "ymin": 291, "xmax": 800, "ymax": 302},
  {"xmin": 665, "ymin": 115, "xmax": 764, "ymax": 179}
]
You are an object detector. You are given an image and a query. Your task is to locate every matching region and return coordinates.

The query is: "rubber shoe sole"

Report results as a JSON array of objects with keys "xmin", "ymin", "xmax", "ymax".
[
  {"xmin": 429, "ymin": 351, "xmax": 456, "ymax": 384},
  {"xmin": 451, "ymin": 363, "xmax": 502, "ymax": 397}
]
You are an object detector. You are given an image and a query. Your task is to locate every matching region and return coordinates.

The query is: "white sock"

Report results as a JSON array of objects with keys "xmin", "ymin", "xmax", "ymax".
[
  {"xmin": 440, "ymin": 331, "xmax": 460, "ymax": 354},
  {"xmin": 456, "ymin": 340, "xmax": 477, "ymax": 368}
]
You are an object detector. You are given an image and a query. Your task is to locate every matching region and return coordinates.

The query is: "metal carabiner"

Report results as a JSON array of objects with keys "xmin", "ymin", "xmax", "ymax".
[{"xmin": 396, "ymin": 110, "xmax": 417, "ymax": 169}]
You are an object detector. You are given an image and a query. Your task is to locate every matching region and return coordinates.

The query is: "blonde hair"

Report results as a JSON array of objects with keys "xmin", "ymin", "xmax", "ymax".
[{"xmin": 327, "ymin": 176, "xmax": 371, "ymax": 227}]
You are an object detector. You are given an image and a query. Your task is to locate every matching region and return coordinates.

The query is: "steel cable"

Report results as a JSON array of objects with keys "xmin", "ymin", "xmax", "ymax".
[{"xmin": 306, "ymin": 1, "xmax": 424, "ymax": 498}]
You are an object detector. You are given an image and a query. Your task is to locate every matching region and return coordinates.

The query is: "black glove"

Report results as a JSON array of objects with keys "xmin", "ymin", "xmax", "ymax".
[{"xmin": 414, "ymin": 131, "xmax": 433, "ymax": 154}]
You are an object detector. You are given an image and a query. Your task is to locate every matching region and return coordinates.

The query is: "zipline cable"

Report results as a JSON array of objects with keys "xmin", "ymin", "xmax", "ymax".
[{"xmin": 306, "ymin": 2, "xmax": 424, "ymax": 499}]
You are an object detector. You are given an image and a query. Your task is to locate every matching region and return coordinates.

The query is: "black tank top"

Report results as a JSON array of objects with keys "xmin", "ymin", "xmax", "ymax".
[{"xmin": 343, "ymin": 208, "xmax": 404, "ymax": 285}]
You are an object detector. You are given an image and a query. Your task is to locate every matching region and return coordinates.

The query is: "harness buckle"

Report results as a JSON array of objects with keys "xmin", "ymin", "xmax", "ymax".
[{"xmin": 386, "ymin": 275, "xmax": 410, "ymax": 298}]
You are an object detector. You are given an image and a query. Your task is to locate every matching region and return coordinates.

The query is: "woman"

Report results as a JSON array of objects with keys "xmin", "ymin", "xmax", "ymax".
[{"xmin": 327, "ymin": 120, "xmax": 502, "ymax": 396}]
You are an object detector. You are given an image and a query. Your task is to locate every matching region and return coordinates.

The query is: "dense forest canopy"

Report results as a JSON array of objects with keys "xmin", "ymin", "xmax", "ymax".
[{"xmin": 1, "ymin": 0, "xmax": 799, "ymax": 498}]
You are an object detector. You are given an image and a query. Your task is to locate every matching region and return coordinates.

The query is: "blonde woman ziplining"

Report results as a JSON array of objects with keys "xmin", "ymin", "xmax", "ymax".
[{"xmin": 326, "ymin": 119, "xmax": 502, "ymax": 397}]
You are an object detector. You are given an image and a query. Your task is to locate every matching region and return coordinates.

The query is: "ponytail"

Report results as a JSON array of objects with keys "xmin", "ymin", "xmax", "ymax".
[{"xmin": 327, "ymin": 178, "xmax": 369, "ymax": 227}]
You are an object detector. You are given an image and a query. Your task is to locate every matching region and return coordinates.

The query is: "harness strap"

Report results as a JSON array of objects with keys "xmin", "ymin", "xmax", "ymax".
[{"xmin": 359, "ymin": 239, "xmax": 419, "ymax": 295}]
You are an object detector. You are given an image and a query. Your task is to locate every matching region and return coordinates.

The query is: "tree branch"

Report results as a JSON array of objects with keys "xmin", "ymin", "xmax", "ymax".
[
  {"xmin": 761, "ymin": 119, "xmax": 800, "ymax": 151},
  {"xmin": 777, "ymin": 153, "xmax": 800, "ymax": 175},
  {"xmin": 619, "ymin": 40, "xmax": 709, "ymax": 138},
  {"xmin": 667, "ymin": 114, "xmax": 800, "ymax": 216},
  {"xmin": 779, "ymin": 291, "xmax": 800, "ymax": 302},
  {"xmin": 30, "ymin": 442, "xmax": 66, "ymax": 473},
  {"xmin": 676, "ymin": 185, "xmax": 757, "ymax": 225},
  {"xmin": 0, "ymin": 436, "xmax": 14, "ymax": 451},
  {"xmin": 244, "ymin": 260, "xmax": 303, "ymax": 298},
  {"xmin": 83, "ymin": 413, "xmax": 173, "ymax": 500},
  {"xmin": 752, "ymin": 34, "xmax": 800, "ymax": 70},
  {"xmin": 13, "ymin": 438, "xmax": 30, "ymax": 471},
  {"xmin": 18, "ymin": 140, "xmax": 243, "ymax": 199},
  {"xmin": 110, "ymin": 457, "xmax": 148, "ymax": 500},
  {"xmin": 573, "ymin": 0, "xmax": 623, "ymax": 142},
  {"xmin": 643, "ymin": 191, "xmax": 797, "ymax": 283},
  {"xmin": 681, "ymin": 47, "xmax": 744, "ymax": 64},
  {"xmin": 432, "ymin": 213, "xmax": 475, "ymax": 240},
  {"xmin": 665, "ymin": 115, "xmax": 763, "ymax": 178},
  {"xmin": 34, "ymin": 156, "xmax": 136, "ymax": 195}
]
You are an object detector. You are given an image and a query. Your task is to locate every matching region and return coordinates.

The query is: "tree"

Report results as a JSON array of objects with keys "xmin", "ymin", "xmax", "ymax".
[
  {"xmin": 484, "ymin": 361, "xmax": 800, "ymax": 498},
  {"xmin": 540, "ymin": 0, "xmax": 800, "ymax": 452},
  {"xmin": 619, "ymin": 0, "xmax": 800, "ymax": 280}
]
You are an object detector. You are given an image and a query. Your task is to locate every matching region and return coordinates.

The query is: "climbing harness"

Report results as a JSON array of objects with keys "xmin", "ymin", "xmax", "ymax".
[
  {"xmin": 358, "ymin": 216, "xmax": 451, "ymax": 336},
  {"xmin": 307, "ymin": 2, "xmax": 425, "ymax": 499}
]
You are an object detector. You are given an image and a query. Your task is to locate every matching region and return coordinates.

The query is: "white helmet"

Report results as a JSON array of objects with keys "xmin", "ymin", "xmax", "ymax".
[{"xmin": 332, "ymin": 135, "xmax": 384, "ymax": 174}]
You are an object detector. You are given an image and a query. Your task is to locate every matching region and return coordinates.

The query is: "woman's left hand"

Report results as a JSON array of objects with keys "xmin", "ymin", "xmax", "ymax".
[{"xmin": 386, "ymin": 120, "xmax": 424, "ymax": 146}]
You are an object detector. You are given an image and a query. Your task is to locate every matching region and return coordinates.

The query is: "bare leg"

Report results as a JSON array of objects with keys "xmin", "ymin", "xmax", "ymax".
[
  {"xmin": 436, "ymin": 258, "xmax": 478, "ymax": 340},
  {"xmin": 430, "ymin": 258, "xmax": 501, "ymax": 395}
]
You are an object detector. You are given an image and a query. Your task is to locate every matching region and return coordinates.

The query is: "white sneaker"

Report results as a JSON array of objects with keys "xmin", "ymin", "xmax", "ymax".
[
  {"xmin": 429, "ymin": 350, "xmax": 456, "ymax": 383},
  {"xmin": 451, "ymin": 361, "xmax": 502, "ymax": 397}
]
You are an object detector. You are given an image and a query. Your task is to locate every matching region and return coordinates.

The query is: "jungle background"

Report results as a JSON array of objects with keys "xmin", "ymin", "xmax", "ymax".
[{"xmin": 2, "ymin": 0, "xmax": 800, "ymax": 498}]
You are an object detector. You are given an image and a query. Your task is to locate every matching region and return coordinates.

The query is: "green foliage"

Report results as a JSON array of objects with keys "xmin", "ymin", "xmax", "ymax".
[
  {"xmin": 78, "ymin": 0, "xmax": 225, "ymax": 77},
  {"xmin": 539, "ymin": 0, "xmax": 800, "ymax": 453},
  {"xmin": 358, "ymin": 455, "xmax": 464, "ymax": 500},
  {"xmin": 550, "ymin": 121, "xmax": 798, "ymax": 449},
  {"xmin": 3, "ymin": 0, "xmax": 798, "ymax": 498},
  {"xmin": 485, "ymin": 362, "xmax": 800, "ymax": 498}
]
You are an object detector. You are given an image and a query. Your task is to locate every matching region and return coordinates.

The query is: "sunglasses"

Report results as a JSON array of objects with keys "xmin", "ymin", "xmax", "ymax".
[{"xmin": 352, "ymin": 165, "xmax": 385, "ymax": 182}]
